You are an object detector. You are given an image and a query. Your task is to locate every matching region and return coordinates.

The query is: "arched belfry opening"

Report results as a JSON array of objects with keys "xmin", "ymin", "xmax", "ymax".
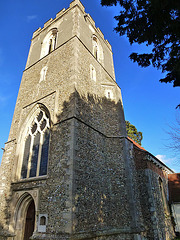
[
  {"xmin": 14, "ymin": 193, "xmax": 36, "ymax": 240},
  {"xmin": 40, "ymin": 28, "xmax": 58, "ymax": 58},
  {"xmin": 92, "ymin": 35, "xmax": 104, "ymax": 64}
]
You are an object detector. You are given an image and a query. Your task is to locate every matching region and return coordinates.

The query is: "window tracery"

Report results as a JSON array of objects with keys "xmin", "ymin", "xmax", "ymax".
[{"xmin": 21, "ymin": 110, "xmax": 50, "ymax": 179}]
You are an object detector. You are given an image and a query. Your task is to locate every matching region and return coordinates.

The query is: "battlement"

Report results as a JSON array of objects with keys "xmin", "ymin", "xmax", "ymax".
[
  {"xmin": 32, "ymin": 0, "xmax": 111, "ymax": 50},
  {"xmin": 44, "ymin": 18, "xmax": 53, "ymax": 29},
  {"xmin": 70, "ymin": 0, "xmax": 85, "ymax": 12},
  {"xmin": 56, "ymin": 8, "xmax": 66, "ymax": 19}
]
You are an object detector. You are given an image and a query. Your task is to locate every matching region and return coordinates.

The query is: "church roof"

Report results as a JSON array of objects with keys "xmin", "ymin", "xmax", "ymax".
[
  {"xmin": 168, "ymin": 173, "xmax": 180, "ymax": 203},
  {"xmin": 127, "ymin": 136, "xmax": 174, "ymax": 174},
  {"xmin": 127, "ymin": 136, "xmax": 146, "ymax": 151}
]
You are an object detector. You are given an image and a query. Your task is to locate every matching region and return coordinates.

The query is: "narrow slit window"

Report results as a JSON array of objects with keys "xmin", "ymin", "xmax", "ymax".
[
  {"xmin": 40, "ymin": 67, "xmax": 48, "ymax": 83},
  {"xmin": 90, "ymin": 65, "xmax": 96, "ymax": 81}
]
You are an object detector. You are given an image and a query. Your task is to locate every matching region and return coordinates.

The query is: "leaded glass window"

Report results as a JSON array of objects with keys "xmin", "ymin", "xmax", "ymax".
[{"xmin": 21, "ymin": 110, "xmax": 50, "ymax": 179}]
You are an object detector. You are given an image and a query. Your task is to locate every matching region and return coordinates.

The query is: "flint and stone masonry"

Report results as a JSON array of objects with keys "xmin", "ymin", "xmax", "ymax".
[{"xmin": 0, "ymin": 0, "xmax": 175, "ymax": 239}]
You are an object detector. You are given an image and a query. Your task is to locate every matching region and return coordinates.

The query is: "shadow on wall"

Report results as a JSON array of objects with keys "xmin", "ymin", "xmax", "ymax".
[
  {"xmin": 45, "ymin": 90, "xmax": 136, "ymax": 234},
  {"xmin": 0, "ymin": 89, "xmax": 128, "ymax": 237},
  {"xmin": 55, "ymin": 89, "xmax": 127, "ymax": 137}
]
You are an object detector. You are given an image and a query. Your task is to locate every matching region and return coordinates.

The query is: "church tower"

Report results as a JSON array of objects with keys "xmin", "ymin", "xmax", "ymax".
[{"xmin": 0, "ymin": 1, "xmax": 144, "ymax": 239}]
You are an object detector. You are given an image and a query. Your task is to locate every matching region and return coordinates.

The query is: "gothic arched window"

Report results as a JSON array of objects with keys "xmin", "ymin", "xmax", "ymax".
[
  {"xmin": 21, "ymin": 110, "xmax": 50, "ymax": 179},
  {"xmin": 40, "ymin": 28, "xmax": 58, "ymax": 58}
]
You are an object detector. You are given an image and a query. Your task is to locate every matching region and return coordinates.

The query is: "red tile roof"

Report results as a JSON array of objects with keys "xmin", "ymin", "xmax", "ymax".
[
  {"xmin": 127, "ymin": 136, "xmax": 146, "ymax": 151},
  {"xmin": 127, "ymin": 136, "xmax": 173, "ymax": 173},
  {"xmin": 168, "ymin": 173, "xmax": 180, "ymax": 202}
]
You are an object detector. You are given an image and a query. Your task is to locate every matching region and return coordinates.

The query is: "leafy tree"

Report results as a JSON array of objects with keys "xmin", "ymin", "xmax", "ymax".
[
  {"xmin": 126, "ymin": 121, "xmax": 143, "ymax": 145},
  {"xmin": 101, "ymin": 0, "xmax": 180, "ymax": 87}
]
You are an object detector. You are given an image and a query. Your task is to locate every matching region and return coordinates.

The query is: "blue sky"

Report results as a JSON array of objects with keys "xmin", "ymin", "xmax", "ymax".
[{"xmin": 0, "ymin": 0, "xmax": 179, "ymax": 172}]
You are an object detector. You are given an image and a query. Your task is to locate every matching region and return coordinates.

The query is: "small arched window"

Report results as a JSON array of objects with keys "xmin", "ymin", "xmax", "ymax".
[
  {"xmin": 90, "ymin": 64, "xmax": 96, "ymax": 81},
  {"xmin": 107, "ymin": 91, "xmax": 111, "ymax": 99},
  {"xmin": 40, "ymin": 66, "xmax": 48, "ymax": 82},
  {"xmin": 105, "ymin": 89, "xmax": 113, "ymax": 100},
  {"xmin": 40, "ymin": 28, "xmax": 58, "ymax": 58},
  {"xmin": 21, "ymin": 109, "xmax": 50, "ymax": 179},
  {"xmin": 40, "ymin": 216, "xmax": 46, "ymax": 225}
]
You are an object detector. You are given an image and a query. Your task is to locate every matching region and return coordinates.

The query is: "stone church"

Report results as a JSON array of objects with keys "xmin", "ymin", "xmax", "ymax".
[{"xmin": 0, "ymin": 0, "xmax": 176, "ymax": 239}]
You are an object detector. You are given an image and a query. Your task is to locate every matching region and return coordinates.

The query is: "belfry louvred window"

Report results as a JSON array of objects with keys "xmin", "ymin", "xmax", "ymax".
[
  {"xmin": 40, "ymin": 28, "xmax": 57, "ymax": 58},
  {"xmin": 92, "ymin": 35, "xmax": 104, "ymax": 64},
  {"xmin": 21, "ymin": 110, "xmax": 50, "ymax": 179}
]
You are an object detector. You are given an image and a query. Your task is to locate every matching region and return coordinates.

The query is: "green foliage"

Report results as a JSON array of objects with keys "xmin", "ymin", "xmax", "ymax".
[
  {"xmin": 126, "ymin": 121, "xmax": 143, "ymax": 145},
  {"xmin": 101, "ymin": 0, "xmax": 180, "ymax": 87}
]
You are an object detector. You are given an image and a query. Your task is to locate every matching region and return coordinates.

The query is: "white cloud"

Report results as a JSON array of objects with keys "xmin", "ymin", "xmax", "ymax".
[
  {"xmin": 0, "ymin": 95, "xmax": 8, "ymax": 103},
  {"xmin": 156, "ymin": 154, "xmax": 180, "ymax": 172},
  {"xmin": 27, "ymin": 15, "xmax": 37, "ymax": 22},
  {"xmin": 156, "ymin": 154, "xmax": 176, "ymax": 164}
]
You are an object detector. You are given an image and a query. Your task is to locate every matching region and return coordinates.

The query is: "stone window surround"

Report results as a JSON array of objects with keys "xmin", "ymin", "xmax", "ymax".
[
  {"xmin": 40, "ymin": 28, "xmax": 58, "ymax": 58},
  {"xmin": 38, "ymin": 214, "xmax": 48, "ymax": 232},
  {"xmin": 40, "ymin": 66, "xmax": 48, "ymax": 83},
  {"xmin": 16, "ymin": 105, "xmax": 51, "ymax": 181},
  {"xmin": 105, "ymin": 89, "xmax": 113, "ymax": 99},
  {"xmin": 20, "ymin": 109, "xmax": 50, "ymax": 179}
]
